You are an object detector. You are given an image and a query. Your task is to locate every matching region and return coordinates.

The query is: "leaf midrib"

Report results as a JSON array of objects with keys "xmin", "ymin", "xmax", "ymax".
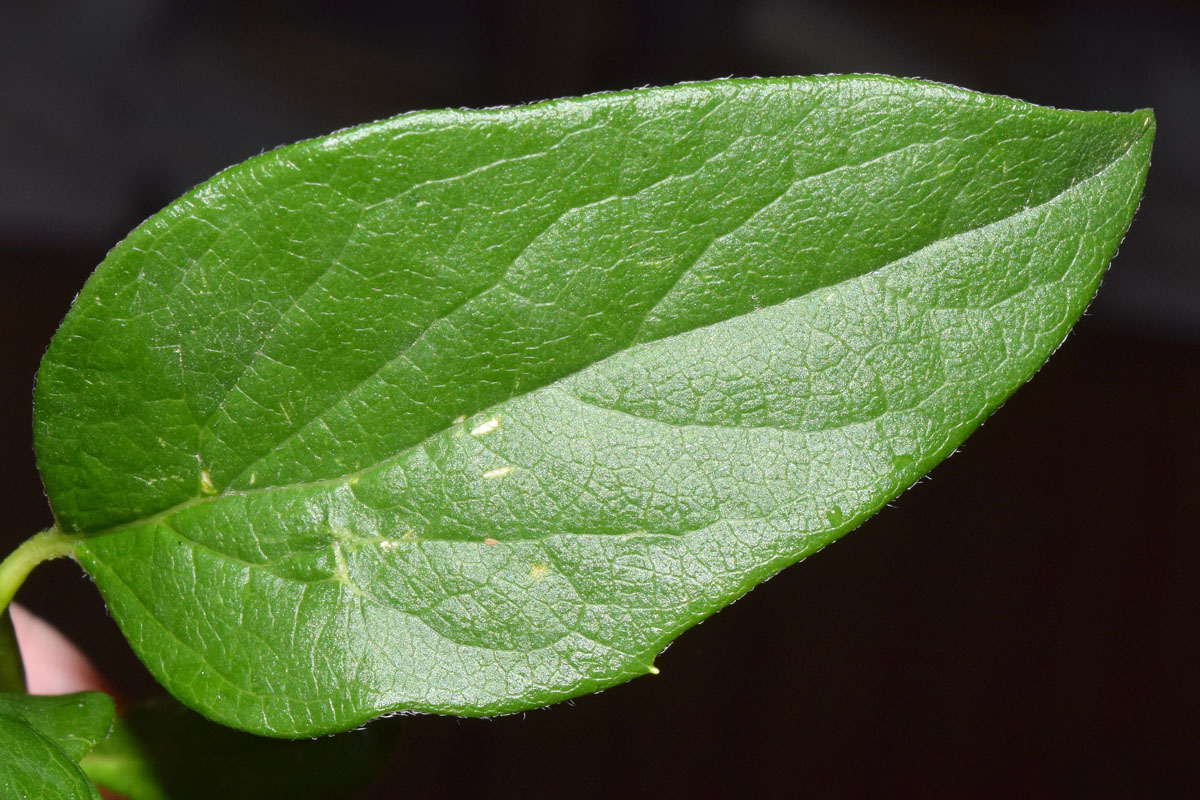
[
  {"xmin": 77, "ymin": 119, "xmax": 1149, "ymax": 544},
  {"xmin": 206, "ymin": 120, "xmax": 850, "ymax": 488}
]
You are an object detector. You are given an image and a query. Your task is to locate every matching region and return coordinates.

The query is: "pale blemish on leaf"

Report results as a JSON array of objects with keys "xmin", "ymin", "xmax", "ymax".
[
  {"xmin": 199, "ymin": 470, "xmax": 217, "ymax": 496},
  {"xmin": 482, "ymin": 465, "xmax": 514, "ymax": 479},
  {"xmin": 470, "ymin": 417, "xmax": 500, "ymax": 437},
  {"xmin": 331, "ymin": 542, "xmax": 365, "ymax": 598}
]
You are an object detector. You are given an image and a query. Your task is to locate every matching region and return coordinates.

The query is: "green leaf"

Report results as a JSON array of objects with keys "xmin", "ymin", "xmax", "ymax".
[
  {"xmin": 0, "ymin": 691, "xmax": 114, "ymax": 799},
  {"xmin": 33, "ymin": 76, "xmax": 1153, "ymax": 736},
  {"xmin": 0, "ymin": 693, "xmax": 115, "ymax": 768},
  {"xmin": 81, "ymin": 697, "xmax": 398, "ymax": 800}
]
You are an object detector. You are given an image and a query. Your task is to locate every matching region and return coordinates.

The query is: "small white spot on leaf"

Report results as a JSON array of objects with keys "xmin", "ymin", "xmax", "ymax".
[
  {"xmin": 482, "ymin": 465, "xmax": 515, "ymax": 479},
  {"xmin": 470, "ymin": 417, "xmax": 501, "ymax": 436}
]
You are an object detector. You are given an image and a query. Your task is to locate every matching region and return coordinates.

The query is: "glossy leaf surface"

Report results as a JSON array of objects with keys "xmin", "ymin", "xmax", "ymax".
[
  {"xmin": 34, "ymin": 76, "xmax": 1153, "ymax": 736},
  {"xmin": 0, "ymin": 691, "xmax": 114, "ymax": 799},
  {"xmin": 81, "ymin": 698, "xmax": 397, "ymax": 800}
]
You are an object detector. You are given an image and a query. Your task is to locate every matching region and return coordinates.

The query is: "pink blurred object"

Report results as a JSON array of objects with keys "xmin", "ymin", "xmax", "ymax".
[{"xmin": 10, "ymin": 604, "xmax": 115, "ymax": 699}]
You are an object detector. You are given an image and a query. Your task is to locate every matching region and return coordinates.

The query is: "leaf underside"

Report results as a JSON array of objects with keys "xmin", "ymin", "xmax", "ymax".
[
  {"xmin": 34, "ymin": 76, "xmax": 1153, "ymax": 737},
  {"xmin": 0, "ymin": 691, "xmax": 114, "ymax": 799}
]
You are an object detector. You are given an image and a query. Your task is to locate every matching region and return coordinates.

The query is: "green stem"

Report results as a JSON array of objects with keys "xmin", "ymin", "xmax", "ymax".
[
  {"xmin": 0, "ymin": 529, "xmax": 78, "ymax": 693},
  {"xmin": 0, "ymin": 528, "xmax": 80, "ymax": 617}
]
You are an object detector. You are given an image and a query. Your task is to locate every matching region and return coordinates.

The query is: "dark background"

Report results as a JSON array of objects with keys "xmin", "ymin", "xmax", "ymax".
[{"xmin": 2, "ymin": 1, "xmax": 1197, "ymax": 797}]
